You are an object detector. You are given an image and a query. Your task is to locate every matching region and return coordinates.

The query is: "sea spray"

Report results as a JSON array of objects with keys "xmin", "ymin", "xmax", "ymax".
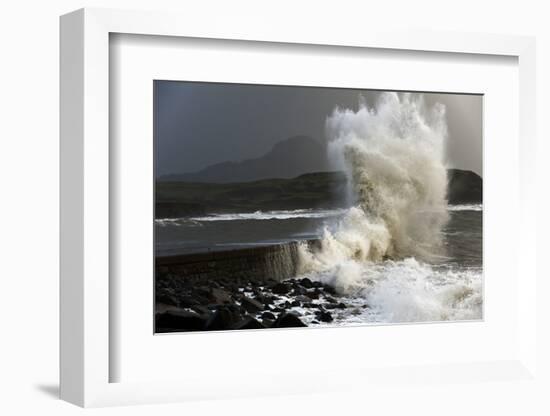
[{"xmin": 298, "ymin": 92, "xmax": 451, "ymax": 293}]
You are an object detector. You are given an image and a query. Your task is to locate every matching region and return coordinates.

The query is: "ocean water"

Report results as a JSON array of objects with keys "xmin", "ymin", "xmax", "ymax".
[
  {"xmin": 155, "ymin": 208, "xmax": 344, "ymax": 255},
  {"xmin": 155, "ymin": 204, "xmax": 482, "ymax": 324}
]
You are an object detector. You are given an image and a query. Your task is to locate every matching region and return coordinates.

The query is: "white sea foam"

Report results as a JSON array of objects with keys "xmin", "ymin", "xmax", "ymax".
[
  {"xmin": 192, "ymin": 208, "xmax": 347, "ymax": 221},
  {"xmin": 299, "ymin": 258, "xmax": 482, "ymax": 324},
  {"xmin": 155, "ymin": 218, "xmax": 204, "ymax": 227},
  {"xmin": 155, "ymin": 208, "xmax": 346, "ymax": 226},
  {"xmin": 447, "ymin": 204, "xmax": 483, "ymax": 212}
]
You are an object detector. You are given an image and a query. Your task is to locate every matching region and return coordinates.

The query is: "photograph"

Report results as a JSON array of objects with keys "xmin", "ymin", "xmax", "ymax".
[{"xmin": 154, "ymin": 82, "xmax": 483, "ymax": 333}]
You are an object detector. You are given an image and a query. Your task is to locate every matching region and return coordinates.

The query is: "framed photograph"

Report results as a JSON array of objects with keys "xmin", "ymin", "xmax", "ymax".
[
  {"xmin": 153, "ymin": 81, "xmax": 484, "ymax": 333},
  {"xmin": 60, "ymin": 8, "xmax": 538, "ymax": 407}
]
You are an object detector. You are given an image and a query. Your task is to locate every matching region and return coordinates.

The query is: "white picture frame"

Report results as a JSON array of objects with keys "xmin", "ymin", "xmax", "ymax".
[{"xmin": 60, "ymin": 7, "xmax": 538, "ymax": 408}]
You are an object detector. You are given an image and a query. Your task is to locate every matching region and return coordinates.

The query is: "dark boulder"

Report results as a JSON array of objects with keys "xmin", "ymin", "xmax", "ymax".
[
  {"xmin": 300, "ymin": 278, "xmax": 314, "ymax": 289},
  {"xmin": 232, "ymin": 316, "xmax": 265, "ymax": 330},
  {"xmin": 307, "ymin": 290, "xmax": 320, "ymax": 300},
  {"xmin": 204, "ymin": 306, "xmax": 242, "ymax": 330},
  {"xmin": 255, "ymin": 294, "xmax": 275, "ymax": 305},
  {"xmin": 291, "ymin": 286, "xmax": 307, "ymax": 296},
  {"xmin": 261, "ymin": 311, "xmax": 276, "ymax": 321},
  {"xmin": 315, "ymin": 310, "xmax": 333, "ymax": 323},
  {"xmin": 273, "ymin": 312, "xmax": 307, "ymax": 328},
  {"xmin": 271, "ymin": 282, "xmax": 292, "ymax": 295},
  {"xmin": 195, "ymin": 287, "xmax": 211, "ymax": 298},
  {"xmin": 177, "ymin": 295, "xmax": 200, "ymax": 308},
  {"xmin": 193, "ymin": 294, "xmax": 211, "ymax": 306},
  {"xmin": 156, "ymin": 292, "xmax": 178, "ymax": 306},
  {"xmin": 241, "ymin": 296, "xmax": 264, "ymax": 313},
  {"xmin": 191, "ymin": 305, "xmax": 212, "ymax": 315},
  {"xmin": 262, "ymin": 318, "xmax": 275, "ymax": 328},
  {"xmin": 323, "ymin": 285, "xmax": 337, "ymax": 295},
  {"xmin": 209, "ymin": 288, "xmax": 232, "ymax": 304},
  {"xmin": 257, "ymin": 295, "xmax": 277, "ymax": 305}
]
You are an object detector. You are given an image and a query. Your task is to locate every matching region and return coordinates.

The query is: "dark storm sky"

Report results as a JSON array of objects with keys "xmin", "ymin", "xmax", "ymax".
[{"xmin": 155, "ymin": 81, "xmax": 483, "ymax": 177}]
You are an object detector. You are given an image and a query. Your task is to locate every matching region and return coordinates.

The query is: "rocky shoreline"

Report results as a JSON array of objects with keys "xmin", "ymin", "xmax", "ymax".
[{"xmin": 155, "ymin": 272, "xmax": 353, "ymax": 332}]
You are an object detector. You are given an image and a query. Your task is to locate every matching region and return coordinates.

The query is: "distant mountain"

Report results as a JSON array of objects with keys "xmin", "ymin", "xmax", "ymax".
[{"xmin": 160, "ymin": 135, "xmax": 330, "ymax": 183}]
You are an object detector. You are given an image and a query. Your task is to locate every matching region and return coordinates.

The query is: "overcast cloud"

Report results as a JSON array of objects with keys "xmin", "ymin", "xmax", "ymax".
[{"xmin": 155, "ymin": 81, "xmax": 482, "ymax": 177}]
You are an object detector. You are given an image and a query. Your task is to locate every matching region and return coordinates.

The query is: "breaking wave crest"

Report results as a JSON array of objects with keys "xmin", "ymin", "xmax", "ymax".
[
  {"xmin": 298, "ymin": 92, "xmax": 453, "ymax": 293},
  {"xmin": 190, "ymin": 208, "xmax": 346, "ymax": 222},
  {"xmin": 155, "ymin": 208, "xmax": 346, "ymax": 227},
  {"xmin": 447, "ymin": 204, "xmax": 482, "ymax": 212}
]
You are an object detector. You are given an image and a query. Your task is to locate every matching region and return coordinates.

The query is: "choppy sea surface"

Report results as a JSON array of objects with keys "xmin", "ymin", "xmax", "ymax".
[{"xmin": 155, "ymin": 204, "xmax": 482, "ymax": 325}]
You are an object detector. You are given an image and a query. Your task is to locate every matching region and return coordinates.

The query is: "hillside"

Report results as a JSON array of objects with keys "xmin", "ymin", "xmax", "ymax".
[
  {"xmin": 156, "ymin": 169, "xmax": 482, "ymax": 218},
  {"xmin": 447, "ymin": 169, "xmax": 483, "ymax": 204}
]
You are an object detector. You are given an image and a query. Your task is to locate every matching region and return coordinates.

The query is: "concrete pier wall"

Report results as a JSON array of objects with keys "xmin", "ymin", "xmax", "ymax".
[{"xmin": 156, "ymin": 240, "xmax": 319, "ymax": 282}]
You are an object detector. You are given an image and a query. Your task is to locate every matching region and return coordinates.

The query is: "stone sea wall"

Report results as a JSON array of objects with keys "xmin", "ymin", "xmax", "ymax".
[{"xmin": 156, "ymin": 240, "xmax": 320, "ymax": 282}]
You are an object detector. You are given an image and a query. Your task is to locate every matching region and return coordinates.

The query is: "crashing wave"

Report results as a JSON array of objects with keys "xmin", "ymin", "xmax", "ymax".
[{"xmin": 298, "ymin": 92, "xmax": 451, "ymax": 291}]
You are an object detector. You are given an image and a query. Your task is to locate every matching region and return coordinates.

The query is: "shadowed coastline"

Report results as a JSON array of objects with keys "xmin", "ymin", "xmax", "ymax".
[{"xmin": 156, "ymin": 169, "xmax": 481, "ymax": 219}]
